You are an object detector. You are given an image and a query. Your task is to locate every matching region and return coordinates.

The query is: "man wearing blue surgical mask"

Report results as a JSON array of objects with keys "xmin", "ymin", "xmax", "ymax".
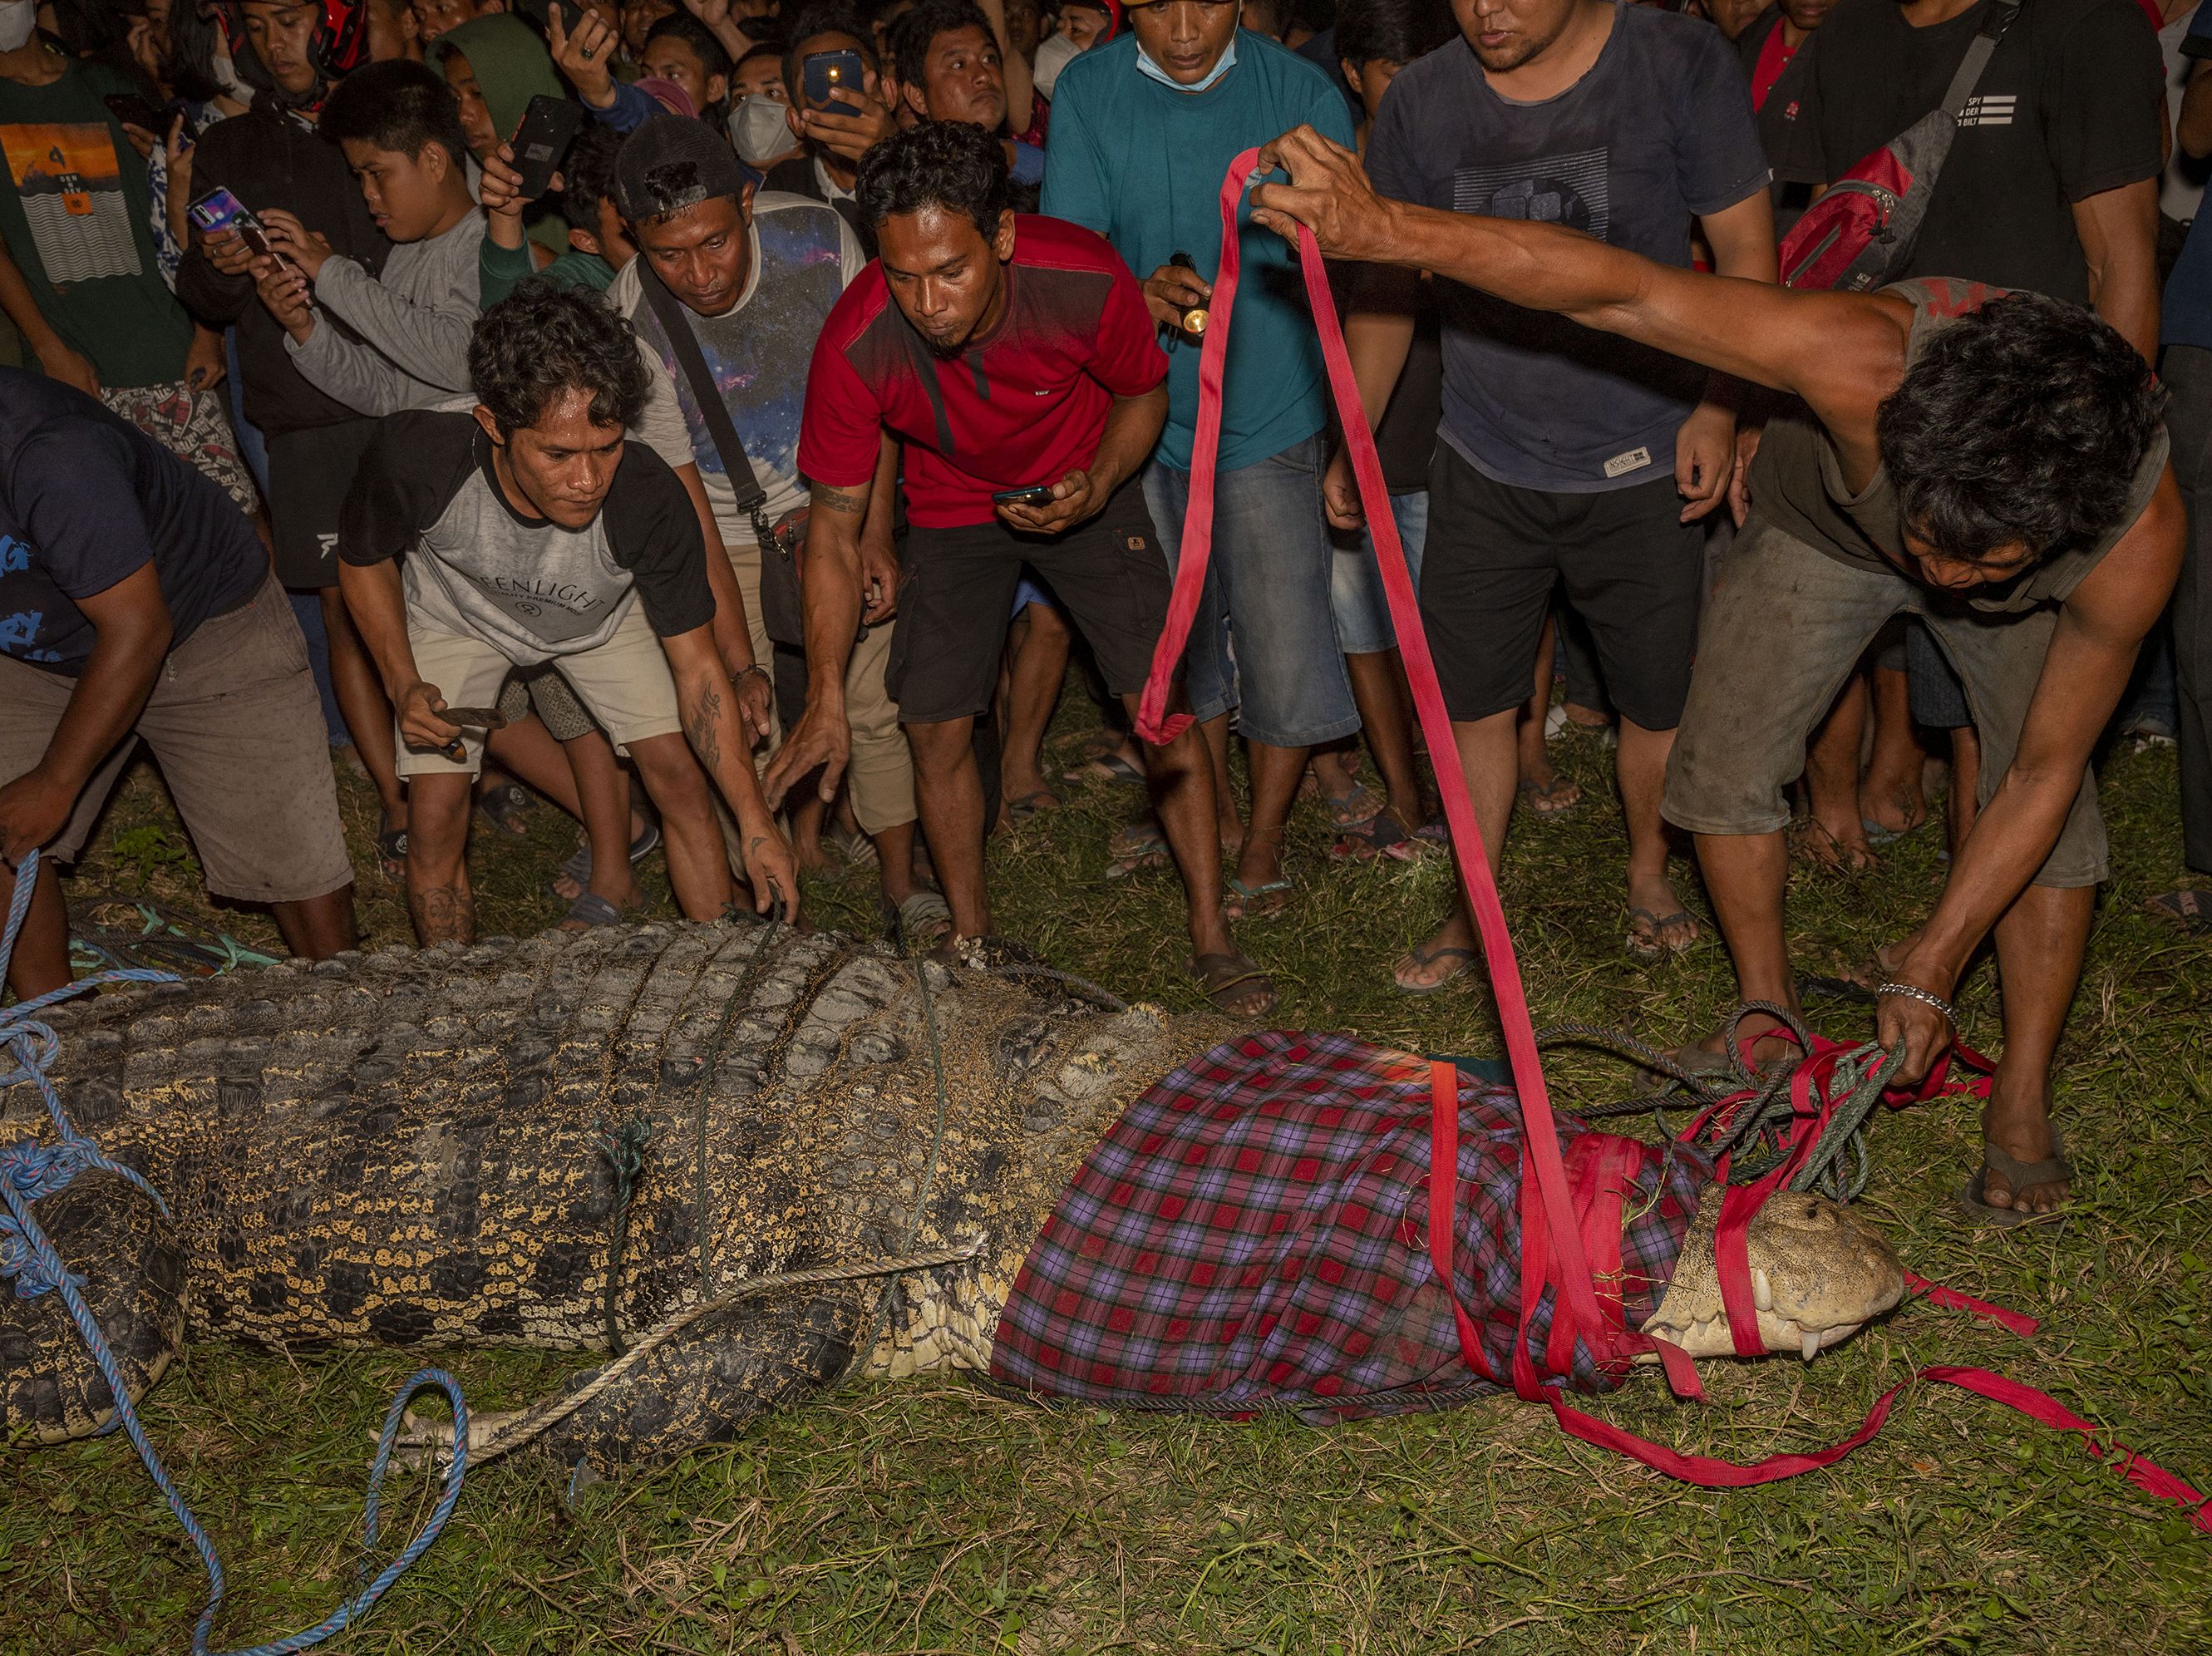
[{"xmin": 1042, "ymin": 0, "xmax": 1360, "ymax": 931}]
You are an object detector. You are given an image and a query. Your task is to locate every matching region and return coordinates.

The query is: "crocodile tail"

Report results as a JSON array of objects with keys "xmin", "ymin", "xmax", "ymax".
[{"xmin": 2, "ymin": 1168, "xmax": 186, "ymax": 1445}]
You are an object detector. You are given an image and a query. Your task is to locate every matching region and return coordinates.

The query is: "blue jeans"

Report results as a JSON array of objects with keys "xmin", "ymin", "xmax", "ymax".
[
  {"xmin": 1143, "ymin": 436, "xmax": 1360, "ymax": 748},
  {"xmin": 1331, "ymin": 490, "xmax": 1429, "ymax": 655}
]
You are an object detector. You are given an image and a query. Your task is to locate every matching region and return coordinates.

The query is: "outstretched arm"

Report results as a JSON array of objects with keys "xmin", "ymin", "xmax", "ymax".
[
  {"xmin": 661, "ymin": 624, "xmax": 801, "ymax": 919},
  {"xmin": 1249, "ymin": 126, "xmax": 1908, "ymax": 457},
  {"xmin": 760, "ymin": 478, "xmax": 871, "ymax": 809}
]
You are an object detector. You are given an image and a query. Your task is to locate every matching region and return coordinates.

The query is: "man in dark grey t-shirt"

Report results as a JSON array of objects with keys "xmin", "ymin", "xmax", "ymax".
[
  {"xmin": 1333, "ymin": 0, "xmax": 1776, "ymax": 992},
  {"xmin": 339, "ymin": 283, "xmax": 799, "ymax": 944}
]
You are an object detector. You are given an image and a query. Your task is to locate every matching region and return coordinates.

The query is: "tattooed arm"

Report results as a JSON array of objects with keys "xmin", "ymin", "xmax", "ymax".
[
  {"xmin": 660, "ymin": 625, "xmax": 801, "ymax": 919},
  {"xmin": 760, "ymin": 476, "xmax": 874, "ymax": 810}
]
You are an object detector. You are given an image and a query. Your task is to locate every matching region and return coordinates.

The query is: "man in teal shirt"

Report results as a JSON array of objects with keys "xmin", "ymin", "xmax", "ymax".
[{"xmin": 1043, "ymin": 0, "xmax": 1358, "ymax": 918}]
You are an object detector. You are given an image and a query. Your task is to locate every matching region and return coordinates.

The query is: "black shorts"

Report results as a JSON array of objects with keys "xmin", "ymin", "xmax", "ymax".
[
  {"xmin": 267, "ymin": 418, "xmax": 379, "ymax": 590},
  {"xmin": 887, "ymin": 478, "xmax": 1170, "ymax": 725},
  {"xmin": 1419, "ymin": 445, "xmax": 1702, "ymax": 729}
]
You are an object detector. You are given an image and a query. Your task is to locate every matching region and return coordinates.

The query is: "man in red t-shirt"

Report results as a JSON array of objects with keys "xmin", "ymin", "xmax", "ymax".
[{"xmin": 769, "ymin": 121, "xmax": 1272, "ymax": 1016}]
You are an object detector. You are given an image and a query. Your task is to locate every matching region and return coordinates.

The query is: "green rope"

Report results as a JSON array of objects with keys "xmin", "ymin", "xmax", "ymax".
[
  {"xmin": 597, "ymin": 1113, "xmax": 652, "ymax": 1354},
  {"xmin": 1535, "ymin": 1003, "xmax": 1905, "ymax": 1203}
]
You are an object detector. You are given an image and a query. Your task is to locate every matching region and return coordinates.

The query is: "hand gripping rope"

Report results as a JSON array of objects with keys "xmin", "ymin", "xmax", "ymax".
[
  {"xmin": 0, "ymin": 846, "xmax": 473, "ymax": 1651},
  {"xmin": 1134, "ymin": 150, "xmax": 2211, "ymax": 1530}
]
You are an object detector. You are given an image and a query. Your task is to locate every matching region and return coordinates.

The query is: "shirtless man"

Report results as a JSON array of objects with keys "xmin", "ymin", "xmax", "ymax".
[{"xmin": 1246, "ymin": 124, "xmax": 2180, "ymax": 1221}]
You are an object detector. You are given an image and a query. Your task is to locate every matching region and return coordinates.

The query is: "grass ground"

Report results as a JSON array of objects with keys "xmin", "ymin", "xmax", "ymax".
[{"xmin": 4, "ymin": 707, "xmax": 2210, "ymax": 1654}]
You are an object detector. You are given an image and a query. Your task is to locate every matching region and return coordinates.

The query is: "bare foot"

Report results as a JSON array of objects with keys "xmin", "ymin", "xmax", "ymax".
[{"xmin": 1789, "ymin": 814, "xmax": 1877, "ymax": 874}]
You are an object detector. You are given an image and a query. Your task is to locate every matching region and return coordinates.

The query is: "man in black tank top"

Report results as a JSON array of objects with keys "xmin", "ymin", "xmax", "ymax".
[{"xmin": 1250, "ymin": 127, "xmax": 2180, "ymax": 1221}]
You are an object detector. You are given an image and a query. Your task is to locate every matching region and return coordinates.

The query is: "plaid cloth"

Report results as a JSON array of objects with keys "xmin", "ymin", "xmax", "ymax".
[{"xmin": 989, "ymin": 1032, "xmax": 1712, "ymax": 1413}]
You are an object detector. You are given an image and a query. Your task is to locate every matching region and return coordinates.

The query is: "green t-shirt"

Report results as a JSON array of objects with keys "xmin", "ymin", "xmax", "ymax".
[{"xmin": 0, "ymin": 55, "xmax": 191, "ymax": 387}]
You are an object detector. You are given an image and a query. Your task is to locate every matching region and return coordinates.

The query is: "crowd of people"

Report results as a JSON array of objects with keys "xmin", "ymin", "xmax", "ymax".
[{"xmin": 0, "ymin": 0, "xmax": 2199, "ymax": 1224}]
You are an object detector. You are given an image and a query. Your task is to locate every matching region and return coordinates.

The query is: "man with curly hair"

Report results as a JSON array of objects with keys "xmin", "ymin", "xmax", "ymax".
[
  {"xmin": 1247, "ymin": 125, "xmax": 2181, "ymax": 1223},
  {"xmin": 337, "ymin": 280, "xmax": 801, "ymax": 945}
]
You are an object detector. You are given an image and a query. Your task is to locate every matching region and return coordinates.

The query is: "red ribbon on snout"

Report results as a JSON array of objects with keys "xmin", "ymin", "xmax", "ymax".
[{"xmin": 1134, "ymin": 147, "xmax": 2211, "ymax": 1535}]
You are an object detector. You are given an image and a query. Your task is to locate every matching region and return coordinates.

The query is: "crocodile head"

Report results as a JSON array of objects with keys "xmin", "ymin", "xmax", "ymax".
[{"xmin": 1637, "ymin": 1183, "xmax": 1904, "ymax": 1362}]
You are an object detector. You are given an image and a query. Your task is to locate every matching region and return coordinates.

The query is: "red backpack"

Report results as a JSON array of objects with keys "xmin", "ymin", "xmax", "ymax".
[{"xmin": 1779, "ymin": 1, "xmax": 2019, "ymax": 292}]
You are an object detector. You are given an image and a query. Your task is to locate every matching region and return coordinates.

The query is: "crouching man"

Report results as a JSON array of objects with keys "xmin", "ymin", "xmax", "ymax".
[
  {"xmin": 338, "ymin": 281, "xmax": 800, "ymax": 943},
  {"xmin": 0, "ymin": 370, "xmax": 357, "ymax": 998},
  {"xmin": 1247, "ymin": 126, "xmax": 2180, "ymax": 1221}
]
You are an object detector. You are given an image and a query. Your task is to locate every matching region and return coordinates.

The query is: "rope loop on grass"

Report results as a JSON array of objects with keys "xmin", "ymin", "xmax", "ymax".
[
  {"xmin": 1, "ymin": 846, "xmax": 470, "ymax": 1654},
  {"xmin": 1535, "ymin": 1003, "xmax": 1904, "ymax": 1203}
]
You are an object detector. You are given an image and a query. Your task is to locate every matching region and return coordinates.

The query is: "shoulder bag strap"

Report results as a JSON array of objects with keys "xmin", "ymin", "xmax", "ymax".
[
  {"xmin": 1936, "ymin": 0, "xmax": 2021, "ymax": 119},
  {"xmin": 638, "ymin": 261, "xmax": 771, "ymax": 536}
]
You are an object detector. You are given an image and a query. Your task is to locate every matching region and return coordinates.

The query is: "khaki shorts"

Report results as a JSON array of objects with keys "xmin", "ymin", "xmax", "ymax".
[
  {"xmin": 397, "ymin": 598, "xmax": 683, "ymax": 777},
  {"xmin": 845, "ymin": 620, "xmax": 914, "ymax": 835},
  {"xmin": 1663, "ymin": 515, "xmax": 2106, "ymax": 888},
  {"xmin": 0, "ymin": 574, "xmax": 353, "ymax": 904}
]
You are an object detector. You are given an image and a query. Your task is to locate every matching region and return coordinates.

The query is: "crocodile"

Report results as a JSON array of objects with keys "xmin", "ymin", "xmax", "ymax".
[{"xmin": 1, "ymin": 921, "xmax": 1904, "ymax": 1471}]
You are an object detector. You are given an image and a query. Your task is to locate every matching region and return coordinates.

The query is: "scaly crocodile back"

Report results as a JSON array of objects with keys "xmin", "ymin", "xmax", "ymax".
[{"xmin": 3, "ymin": 922, "xmax": 1233, "ymax": 1442}]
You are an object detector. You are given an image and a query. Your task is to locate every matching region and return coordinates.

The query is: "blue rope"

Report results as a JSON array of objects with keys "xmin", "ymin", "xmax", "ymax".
[{"xmin": 2, "ymin": 846, "xmax": 469, "ymax": 1654}]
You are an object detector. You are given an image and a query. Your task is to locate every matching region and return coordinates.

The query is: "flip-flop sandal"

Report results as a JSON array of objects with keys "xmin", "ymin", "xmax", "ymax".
[
  {"xmin": 1003, "ymin": 788, "xmax": 1062, "ymax": 822},
  {"xmin": 2145, "ymin": 888, "xmax": 2212, "ymax": 934},
  {"xmin": 1105, "ymin": 820, "xmax": 1169, "ymax": 880},
  {"xmin": 1860, "ymin": 815, "xmax": 1928, "ymax": 848},
  {"xmin": 1321, "ymin": 781, "xmax": 1383, "ymax": 830},
  {"xmin": 376, "ymin": 811, "xmax": 408, "ymax": 883},
  {"xmin": 1515, "ymin": 776, "xmax": 1580, "ymax": 818},
  {"xmin": 825, "ymin": 825, "xmax": 880, "ymax": 869},
  {"xmin": 1625, "ymin": 905, "xmax": 1701, "ymax": 960},
  {"xmin": 1393, "ymin": 941, "xmax": 1475, "ymax": 996},
  {"xmin": 1224, "ymin": 875, "xmax": 1292, "ymax": 921},
  {"xmin": 557, "ymin": 890, "xmax": 643, "ymax": 931},
  {"xmin": 1957, "ymin": 1128, "xmax": 2072, "ymax": 1228},
  {"xmin": 1071, "ymin": 752, "xmax": 1146, "ymax": 786},
  {"xmin": 554, "ymin": 821, "xmax": 663, "ymax": 897},
  {"xmin": 894, "ymin": 889, "xmax": 954, "ymax": 953},
  {"xmin": 1331, "ymin": 811, "xmax": 1421, "ymax": 862},
  {"xmin": 475, "ymin": 780, "xmax": 538, "ymax": 838},
  {"xmin": 1413, "ymin": 817, "xmax": 1451, "ymax": 845},
  {"xmin": 1190, "ymin": 950, "xmax": 1277, "ymax": 1018}
]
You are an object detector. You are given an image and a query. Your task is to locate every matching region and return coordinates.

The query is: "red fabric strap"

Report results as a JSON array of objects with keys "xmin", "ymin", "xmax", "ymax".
[{"xmin": 1136, "ymin": 150, "xmax": 2210, "ymax": 1532}]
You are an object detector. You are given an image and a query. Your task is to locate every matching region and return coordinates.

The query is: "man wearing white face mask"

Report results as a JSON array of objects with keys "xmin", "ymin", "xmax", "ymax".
[
  {"xmin": 728, "ymin": 42, "xmax": 804, "ymax": 171},
  {"xmin": 1042, "ymin": 0, "xmax": 1359, "ymax": 926}
]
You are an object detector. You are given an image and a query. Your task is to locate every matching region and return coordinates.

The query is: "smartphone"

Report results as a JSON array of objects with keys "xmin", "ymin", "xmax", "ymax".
[
  {"xmin": 802, "ymin": 48, "xmax": 867, "ymax": 111},
  {"xmin": 510, "ymin": 0, "xmax": 587, "ymax": 34},
  {"xmin": 509, "ymin": 95, "xmax": 588, "ymax": 199},
  {"xmin": 103, "ymin": 91, "xmax": 169, "ymax": 131},
  {"xmin": 186, "ymin": 185, "xmax": 277, "ymax": 259},
  {"xmin": 991, "ymin": 485, "xmax": 1057, "ymax": 507}
]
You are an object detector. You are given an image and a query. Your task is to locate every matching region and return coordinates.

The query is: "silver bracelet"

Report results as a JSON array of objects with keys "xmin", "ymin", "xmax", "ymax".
[{"xmin": 1875, "ymin": 981, "xmax": 1957, "ymax": 1028}]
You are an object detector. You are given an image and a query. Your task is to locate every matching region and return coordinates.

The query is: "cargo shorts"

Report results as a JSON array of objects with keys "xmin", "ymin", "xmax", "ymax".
[
  {"xmin": 1663, "ymin": 515, "xmax": 2106, "ymax": 888},
  {"xmin": 0, "ymin": 573, "xmax": 354, "ymax": 904}
]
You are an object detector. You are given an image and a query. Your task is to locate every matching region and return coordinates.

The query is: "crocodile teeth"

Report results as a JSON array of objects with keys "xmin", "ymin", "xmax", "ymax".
[
  {"xmin": 1753, "ymin": 1269, "xmax": 1775, "ymax": 1312},
  {"xmin": 1801, "ymin": 1327, "xmax": 1821, "ymax": 1362}
]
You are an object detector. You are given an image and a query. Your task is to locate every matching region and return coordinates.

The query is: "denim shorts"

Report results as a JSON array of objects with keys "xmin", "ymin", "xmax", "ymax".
[
  {"xmin": 1331, "ymin": 490, "xmax": 1429, "ymax": 656},
  {"xmin": 1143, "ymin": 436, "xmax": 1360, "ymax": 749}
]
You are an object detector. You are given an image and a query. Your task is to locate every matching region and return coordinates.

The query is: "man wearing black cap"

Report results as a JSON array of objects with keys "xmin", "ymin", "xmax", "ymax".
[{"xmin": 607, "ymin": 116, "xmax": 930, "ymax": 924}]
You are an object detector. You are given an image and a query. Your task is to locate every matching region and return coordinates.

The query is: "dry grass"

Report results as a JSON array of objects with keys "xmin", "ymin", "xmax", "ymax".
[{"xmin": 3, "ymin": 704, "xmax": 2210, "ymax": 1654}]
